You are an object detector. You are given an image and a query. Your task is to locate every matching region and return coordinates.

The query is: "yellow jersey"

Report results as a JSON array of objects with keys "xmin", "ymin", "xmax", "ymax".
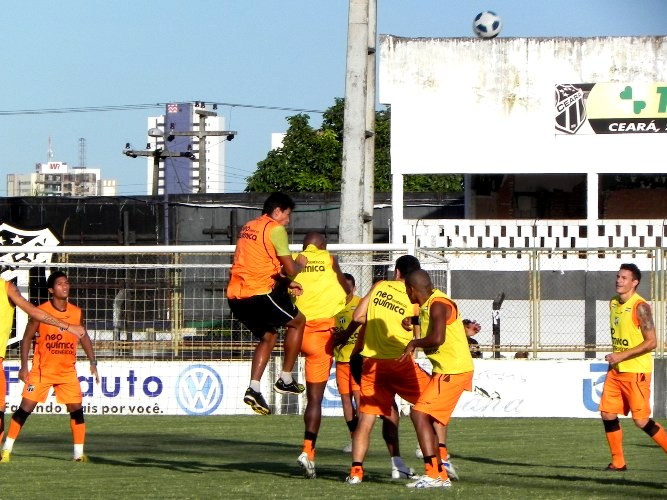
[
  {"xmin": 334, "ymin": 295, "xmax": 362, "ymax": 362},
  {"xmin": 292, "ymin": 245, "xmax": 347, "ymax": 321},
  {"xmin": 609, "ymin": 292, "xmax": 653, "ymax": 373},
  {"xmin": 0, "ymin": 280, "xmax": 16, "ymax": 358},
  {"xmin": 419, "ymin": 289, "xmax": 474, "ymax": 375},
  {"xmin": 360, "ymin": 280, "xmax": 417, "ymax": 359}
]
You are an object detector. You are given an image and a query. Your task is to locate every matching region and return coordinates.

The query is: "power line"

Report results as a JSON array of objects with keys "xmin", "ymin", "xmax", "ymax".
[{"xmin": 0, "ymin": 101, "xmax": 326, "ymax": 116}]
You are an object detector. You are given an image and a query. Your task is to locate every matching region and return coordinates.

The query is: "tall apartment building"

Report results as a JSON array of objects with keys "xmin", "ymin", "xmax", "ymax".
[
  {"xmin": 6, "ymin": 161, "xmax": 117, "ymax": 197},
  {"xmin": 147, "ymin": 102, "xmax": 231, "ymax": 195}
]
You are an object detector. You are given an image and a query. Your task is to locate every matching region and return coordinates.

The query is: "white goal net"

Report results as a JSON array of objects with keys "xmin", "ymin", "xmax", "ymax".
[{"xmin": 2, "ymin": 244, "xmax": 445, "ymax": 417}]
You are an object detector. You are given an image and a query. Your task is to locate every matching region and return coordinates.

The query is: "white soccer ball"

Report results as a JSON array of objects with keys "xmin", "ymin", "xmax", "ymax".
[{"xmin": 473, "ymin": 11, "xmax": 502, "ymax": 39}]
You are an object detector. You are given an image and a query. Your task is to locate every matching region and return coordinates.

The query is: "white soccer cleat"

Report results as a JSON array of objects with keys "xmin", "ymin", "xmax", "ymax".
[
  {"xmin": 345, "ymin": 475, "xmax": 362, "ymax": 484},
  {"xmin": 297, "ymin": 452, "xmax": 316, "ymax": 479},
  {"xmin": 342, "ymin": 441, "xmax": 352, "ymax": 453},
  {"xmin": 406, "ymin": 475, "xmax": 451, "ymax": 488},
  {"xmin": 391, "ymin": 466, "xmax": 416, "ymax": 480},
  {"xmin": 442, "ymin": 460, "xmax": 459, "ymax": 481}
]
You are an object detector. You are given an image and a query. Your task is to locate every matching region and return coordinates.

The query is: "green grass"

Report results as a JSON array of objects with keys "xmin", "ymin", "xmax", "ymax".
[{"xmin": 0, "ymin": 416, "xmax": 665, "ymax": 499}]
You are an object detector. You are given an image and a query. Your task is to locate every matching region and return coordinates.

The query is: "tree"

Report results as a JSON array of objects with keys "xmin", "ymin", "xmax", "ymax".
[{"xmin": 245, "ymin": 98, "xmax": 462, "ymax": 193}]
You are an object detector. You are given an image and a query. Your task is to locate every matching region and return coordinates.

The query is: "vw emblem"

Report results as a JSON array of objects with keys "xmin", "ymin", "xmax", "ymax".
[{"xmin": 176, "ymin": 364, "xmax": 224, "ymax": 415}]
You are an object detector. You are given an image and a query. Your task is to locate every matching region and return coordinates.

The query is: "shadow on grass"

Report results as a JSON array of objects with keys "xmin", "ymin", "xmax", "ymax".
[
  {"xmin": 455, "ymin": 452, "xmax": 667, "ymax": 476},
  {"xmin": 81, "ymin": 454, "xmax": 360, "ymax": 483},
  {"xmin": 502, "ymin": 470, "xmax": 667, "ymax": 492},
  {"xmin": 62, "ymin": 435, "xmax": 357, "ymax": 482}
]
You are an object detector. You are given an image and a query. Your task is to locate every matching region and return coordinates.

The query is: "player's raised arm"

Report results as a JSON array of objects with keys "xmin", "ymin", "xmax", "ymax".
[
  {"xmin": 352, "ymin": 281, "xmax": 382, "ymax": 325},
  {"xmin": 6, "ymin": 282, "xmax": 85, "ymax": 338}
]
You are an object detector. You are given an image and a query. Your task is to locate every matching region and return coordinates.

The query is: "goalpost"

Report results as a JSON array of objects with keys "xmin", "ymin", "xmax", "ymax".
[{"xmin": 2, "ymin": 244, "xmax": 448, "ymax": 417}]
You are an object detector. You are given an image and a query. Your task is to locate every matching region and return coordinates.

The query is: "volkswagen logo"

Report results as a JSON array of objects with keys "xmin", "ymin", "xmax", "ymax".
[{"xmin": 176, "ymin": 364, "xmax": 224, "ymax": 415}]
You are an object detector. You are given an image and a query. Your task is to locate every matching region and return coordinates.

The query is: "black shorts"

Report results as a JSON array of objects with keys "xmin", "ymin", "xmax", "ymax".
[{"xmin": 228, "ymin": 286, "xmax": 300, "ymax": 339}]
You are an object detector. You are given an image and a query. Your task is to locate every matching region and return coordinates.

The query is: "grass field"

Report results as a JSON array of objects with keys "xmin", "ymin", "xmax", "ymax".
[{"xmin": 0, "ymin": 415, "xmax": 665, "ymax": 499}]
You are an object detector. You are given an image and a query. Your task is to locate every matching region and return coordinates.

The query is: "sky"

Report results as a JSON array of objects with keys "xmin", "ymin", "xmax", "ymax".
[{"xmin": 0, "ymin": 1, "xmax": 665, "ymax": 195}]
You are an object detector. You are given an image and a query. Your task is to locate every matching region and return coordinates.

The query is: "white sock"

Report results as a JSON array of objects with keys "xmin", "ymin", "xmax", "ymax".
[
  {"xmin": 249, "ymin": 380, "xmax": 261, "ymax": 392},
  {"xmin": 391, "ymin": 456, "xmax": 406, "ymax": 469},
  {"xmin": 73, "ymin": 444, "xmax": 84, "ymax": 459},
  {"xmin": 280, "ymin": 371, "xmax": 293, "ymax": 384},
  {"xmin": 3, "ymin": 437, "xmax": 15, "ymax": 452}
]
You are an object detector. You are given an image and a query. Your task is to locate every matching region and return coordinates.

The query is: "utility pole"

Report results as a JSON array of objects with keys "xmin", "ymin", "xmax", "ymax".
[
  {"xmin": 340, "ymin": 0, "xmax": 376, "ymax": 245},
  {"xmin": 123, "ymin": 143, "xmax": 195, "ymax": 244},
  {"xmin": 167, "ymin": 108, "xmax": 236, "ymax": 193}
]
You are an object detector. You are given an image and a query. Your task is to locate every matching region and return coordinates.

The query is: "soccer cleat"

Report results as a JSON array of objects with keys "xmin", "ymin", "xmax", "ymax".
[
  {"xmin": 442, "ymin": 460, "xmax": 459, "ymax": 481},
  {"xmin": 345, "ymin": 475, "xmax": 362, "ymax": 484},
  {"xmin": 243, "ymin": 388, "xmax": 271, "ymax": 415},
  {"xmin": 73, "ymin": 455, "xmax": 89, "ymax": 462},
  {"xmin": 0, "ymin": 450, "xmax": 10, "ymax": 463},
  {"xmin": 274, "ymin": 378, "xmax": 305, "ymax": 395},
  {"xmin": 342, "ymin": 441, "xmax": 352, "ymax": 453},
  {"xmin": 391, "ymin": 466, "xmax": 416, "ymax": 480},
  {"xmin": 297, "ymin": 452, "xmax": 316, "ymax": 479},
  {"xmin": 406, "ymin": 476, "xmax": 452, "ymax": 489},
  {"xmin": 406, "ymin": 476, "xmax": 443, "ymax": 488},
  {"xmin": 605, "ymin": 463, "xmax": 627, "ymax": 471}
]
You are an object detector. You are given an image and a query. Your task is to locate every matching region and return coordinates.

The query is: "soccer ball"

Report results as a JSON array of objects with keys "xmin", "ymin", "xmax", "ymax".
[{"xmin": 473, "ymin": 11, "xmax": 502, "ymax": 39}]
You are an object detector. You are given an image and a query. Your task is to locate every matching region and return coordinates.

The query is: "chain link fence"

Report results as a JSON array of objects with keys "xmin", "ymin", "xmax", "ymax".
[
  {"xmin": 414, "ymin": 247, "xmax": 665, "ymax": 358},
  {"xmin": 1, "ymin": 245, "xmax": 663, "ymax": 361}
]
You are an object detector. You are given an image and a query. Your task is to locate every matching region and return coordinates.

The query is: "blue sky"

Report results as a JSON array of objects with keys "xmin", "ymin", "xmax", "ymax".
[{"xmin": 0, "ymin": 1, "xmax": 665, "ymax": 195}]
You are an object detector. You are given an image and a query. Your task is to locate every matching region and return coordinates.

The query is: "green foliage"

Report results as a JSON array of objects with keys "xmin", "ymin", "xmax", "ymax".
[{"xmin": 245, "ymin": 98, "xmax": 462, "ymax": 193}]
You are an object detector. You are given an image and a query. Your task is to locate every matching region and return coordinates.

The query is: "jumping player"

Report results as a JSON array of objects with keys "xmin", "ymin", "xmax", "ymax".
[{"xmin": 227, "ymin": 192, "xmax": 307, "ymax": 415}]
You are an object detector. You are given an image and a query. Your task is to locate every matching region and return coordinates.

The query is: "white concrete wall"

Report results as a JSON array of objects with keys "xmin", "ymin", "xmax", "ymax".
[{"xmin": 379, "ymin": 35, "xmax": 667, "ymax": 175}]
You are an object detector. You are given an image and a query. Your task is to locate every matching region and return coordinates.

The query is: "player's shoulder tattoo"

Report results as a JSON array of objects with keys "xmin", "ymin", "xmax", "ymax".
[{"xmin": 636, "ymin": 301, "xmax": 655, "ymax": 331}]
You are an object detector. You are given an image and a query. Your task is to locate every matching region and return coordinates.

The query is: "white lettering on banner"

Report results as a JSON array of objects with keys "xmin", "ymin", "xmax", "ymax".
[{"xmin": 458, "ymin": 396, "xmax": 524, "ymax": 414}]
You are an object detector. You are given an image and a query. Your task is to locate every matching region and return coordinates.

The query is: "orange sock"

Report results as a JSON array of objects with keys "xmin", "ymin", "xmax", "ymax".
[
  {"xmin": 70, "ymin": 420, "xmax": 86, "ymax": 446},
  {"xmin": 643, "ymin": 420, "xmax": 667, "ymax": 453},
  {"xmin": 303, "ymin": 438, "xmax": 315, "ymax": 460},
  {"xmin": 350, "ymin": 463, "xmax": 364, "ymax": 479},
  {"xmin": 607, "ymin": 431, "xmax": 625, "ymax": 467},
  {"xmin": 7, "ymin": 418, "xmax": 22, "ymax": 441},
  {"xmin": 424, "ymin": 456, "xmax": 441, "ymax": 479},
  {"xmin": 439, "ymin": 443, "xmax": 449, "ymax": 462}
]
